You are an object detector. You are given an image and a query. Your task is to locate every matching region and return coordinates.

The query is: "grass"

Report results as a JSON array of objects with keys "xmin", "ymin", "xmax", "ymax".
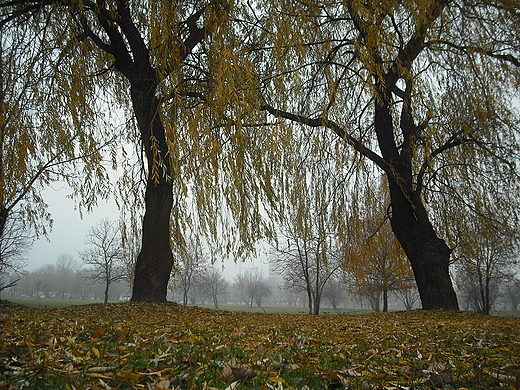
[
  {"xmin": 1, "ymin": 302, "xmax": 519, "ymax": 389},
  {"xmin": 6, "ymin": 296, "xmax": 517, "ymax": 317},
  {"xmin": 2, "ymin": 296, "xmax": 103, "ymax": 309},
  {"xmin": 2, "ymin": 297, "xmax": 372, "ymax": 313}
]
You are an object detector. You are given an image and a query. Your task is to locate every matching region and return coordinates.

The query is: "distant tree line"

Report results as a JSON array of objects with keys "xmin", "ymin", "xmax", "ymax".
[{"xmin": 2, "ymin": 254, "xmax": 131, "ymax": 302}]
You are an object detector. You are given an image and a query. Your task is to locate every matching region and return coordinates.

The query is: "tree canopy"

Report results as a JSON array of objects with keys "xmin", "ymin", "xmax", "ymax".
[
  {"xmin": 1, "ymin": 0, "xmax": 519, "ymax": 308},
  {"xmin": 0, "ymin": 0, "xmax": 274, "ymax": 301},
  {"xmin": 242, "ymin": 0, "xmax": 520, "ymax": 309},
  {"xmin": 0, "ymin": 11, "xmax": 116, "ymax": 283}
]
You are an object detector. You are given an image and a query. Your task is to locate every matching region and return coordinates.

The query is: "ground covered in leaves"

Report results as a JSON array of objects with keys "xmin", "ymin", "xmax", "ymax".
[{"xmin": 0, "ymin": 302, "xmax": 519, "ymax": 389}]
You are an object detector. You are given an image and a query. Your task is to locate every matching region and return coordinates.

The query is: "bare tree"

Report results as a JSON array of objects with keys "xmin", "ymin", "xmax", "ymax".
[
  {"xmin": 32, "ymin": 263, "xmax": 57, "ymax": 299},
  {"xmin": 0, "ymin": 210, "xmax": 30, "ymax": 292},
  {"xmin": 54, "ymin": 254, "xmax": 81, "ymax": 299},
  {"xmin": 79, "ymin": 218, "xmax": 127, "ymax": 304},
  {"xmin": 204, "ymin": 267, "xmax": 228, "ymax": 309},
  {"xmin": 394, "ymin": 281, "xmax": 420, "ymax": 311},
  {"xmin": 454, "ymin": 212, "xmax": 519, "ymax": 315},
  {"xmin": 504, "ymin": 277, "xmax": 520, "ymax": 311},
  {"xmin": 234, "ymin": 269, "xmax": 271, "ymax": 307},
  {"xmin": 274, "ymin": 234, "xmax": 342, "ymax": 315},
  {"xmin": 321, "ymin": 278, "xmax": 346, "ymax": 310},
  {"xmin": 171, "ymin": 242, "xmax": 209, "ymax": 305}
]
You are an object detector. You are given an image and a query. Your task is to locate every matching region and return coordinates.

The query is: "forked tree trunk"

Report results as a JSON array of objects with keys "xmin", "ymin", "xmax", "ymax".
[{"xmin": 387, "ymin": 180, "xmax": 459, "ymax": 310}]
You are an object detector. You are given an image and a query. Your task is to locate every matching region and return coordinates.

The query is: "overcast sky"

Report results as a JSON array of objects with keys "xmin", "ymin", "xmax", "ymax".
[
  {"xmin": 26, "ymin": 185, "xmax": 118, "ymax": 270},
  {"xmin": 26, "ymin": 185, "xmax": 269, "ymax": 280}
]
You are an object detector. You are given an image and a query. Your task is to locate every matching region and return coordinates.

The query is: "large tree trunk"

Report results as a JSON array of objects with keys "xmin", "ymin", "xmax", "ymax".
[
  {"xmin": 131, "ymin": 178, "xmax": 174, "ymax": 302},
  {"xmin": 373, "ymin": 78, "xmax": 459, "ymax": 311},
  {"xmin": 382, "ymin": 288, "xmax": 388, "ymax": 312},
  {"xmin": 130, "ymin": 77, "xmax": 175, "ymax": 302},
  {"xmin": 0, "ymin": 207, "xmax": 7, "ymax": 261},
  {"xmin": 387, "ymin": 180, "xmax": 459, "ymax": 310}
]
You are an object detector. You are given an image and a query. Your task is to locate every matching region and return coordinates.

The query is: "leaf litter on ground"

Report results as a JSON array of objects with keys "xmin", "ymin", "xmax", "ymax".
[{"xmin": 0, "ymin": 301, "xmax": 519, "ymax": 389}]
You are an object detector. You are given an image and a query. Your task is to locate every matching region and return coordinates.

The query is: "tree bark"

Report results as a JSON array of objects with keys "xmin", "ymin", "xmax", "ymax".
[
  {"xmin": 129, "ymin": 77, "xmax": 174, "ymax": 302},
  {"xmin": 373, "ymin": 74, "xmax": 460, "ymax": 310},
  {"xmin": 0, "ymin": 207, "xmax": 8, "ymax": 259},
  {"xmin": 382, "ymin": 288, "xmax": 388, "ymax": 312},
  {"xmin": 104, "ymin": 280, "xmax": 109, "ymax": 304},
  {"xmin": 131, "ymin": 179, "xmax": 173, "ymax": 302},
  {"xmin": 387, "ymin": 180, "xmax": 459, "ymax": 310}
]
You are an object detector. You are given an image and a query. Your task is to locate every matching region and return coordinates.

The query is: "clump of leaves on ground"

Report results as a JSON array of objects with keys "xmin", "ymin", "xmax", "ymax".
[{"xmin": 0, "ymin": 302, "xmax": 519, "ymax": 389}]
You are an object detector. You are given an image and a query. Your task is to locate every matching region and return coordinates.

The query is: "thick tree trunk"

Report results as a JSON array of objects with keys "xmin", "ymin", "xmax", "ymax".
[
  {"xmin": 0, "ymin": 207, "xmax": 7, "ymax": 262},
  {"xmin": 382, "ymin": 289, "xmax": 388, "ymax": 312},
  {"xmin": 372, "ymin": 293, "xmax": 380, "ymax": 313},
  {"xmin": 387, "ymin": 181, "xmax": 459, "ymax": 310},
  {"xmin": 131, "ymin": 179, "xmax": 174, "ymax": 302},
  {"xmin": 313, "ymin": 292, "xmax": 321, "ymax": 315},
  {"xmin": 129, "ymin": 76, "xmax": 175, "ymax": 302},
  {"xmin": 373, "ymin": 80, "xmax": 459, "ymax": 311}
]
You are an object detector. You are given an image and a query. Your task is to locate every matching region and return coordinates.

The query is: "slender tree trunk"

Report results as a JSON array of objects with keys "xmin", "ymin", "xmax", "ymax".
[
  {"xmin": 313, "ymin": 291, "xmax": 321, "ymax": 315},
  {"xmin": 484, "ymin": 276, "xmax": 491, "ymax": 315},
  {"xmin": 307, "ymin": 287, "xmax": 313, "ymax": 314},
  {"xmin": 0, "ymin": 207, "xmax": 7, "ymax": 261},
  {"xmin": 373, "ymin": 292, "xmax": 380, "ymax": 312},
  {"xmin": 104, "ymin": 281, "xmax": 109, "ymax": 304}
]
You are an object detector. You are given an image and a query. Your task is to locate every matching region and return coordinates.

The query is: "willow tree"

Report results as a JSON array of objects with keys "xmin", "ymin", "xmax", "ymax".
[
  {"xmin": 1, "ymin": 0, "xmax": 272, "ymax": 302},
  {"xmin": 248, "ymin": 0, "xmax": 520, "ymax": 310},
  {"xmin": 0, "ymin": 13, "xmax": 113, "ymax": 280}
]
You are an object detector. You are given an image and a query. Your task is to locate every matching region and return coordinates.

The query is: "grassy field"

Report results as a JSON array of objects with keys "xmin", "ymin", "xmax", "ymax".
[
  {"xmin": 2, "ymin": 297, "xmax": 369, "ymax": 314},
  {"xmin": 1, "ymin": 302, "xmax": 519, "ymax": 389},
  {"xmin": 1, "ymin": 296, "xmax": 103, "ymax": 309},
  {"xmin": 3, "ymin": 296, "xmax": 519, "ymax": 317}
]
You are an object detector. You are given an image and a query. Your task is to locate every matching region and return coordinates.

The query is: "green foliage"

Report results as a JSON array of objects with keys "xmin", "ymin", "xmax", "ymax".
[{"xmin": 1, "ymin": 303, "xmax": 520, "ymax": 389}]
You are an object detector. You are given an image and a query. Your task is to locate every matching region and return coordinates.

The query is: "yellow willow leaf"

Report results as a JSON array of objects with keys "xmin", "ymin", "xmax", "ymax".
[
  {"xmin": 85, "ymin": 372, "xmax": 113, "ymax": 379},
  {"xmin": 117, "ymin": 370, "xmax": 144, "ymax": 382},
  {"xmin": 87, "ymin": 366, "xmax": 116, "ymax": 373}
]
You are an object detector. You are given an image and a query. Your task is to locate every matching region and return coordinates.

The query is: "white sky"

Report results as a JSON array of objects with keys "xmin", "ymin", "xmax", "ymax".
[
  {"xmin": 25, "ymin": 185, "xmax": 269, "ymax": 280},
  {"xmin": 26, "ymin": 185, "xmax": 118, "ymax": 270}
]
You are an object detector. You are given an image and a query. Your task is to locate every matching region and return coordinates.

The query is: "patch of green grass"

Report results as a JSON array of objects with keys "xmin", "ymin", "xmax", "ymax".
[
  {"xmin": 192, "ymin": 303, "xmax": 372, "ymax": 314},
  {"xmin": 2, "ymin": 296, "xmax": 102, "ymax": 308}
]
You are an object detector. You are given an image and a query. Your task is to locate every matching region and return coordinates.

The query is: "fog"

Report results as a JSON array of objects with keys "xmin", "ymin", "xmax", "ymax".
[{"xmin": 26, "ymin": 185, "xmax": 268, "ymax": 280}]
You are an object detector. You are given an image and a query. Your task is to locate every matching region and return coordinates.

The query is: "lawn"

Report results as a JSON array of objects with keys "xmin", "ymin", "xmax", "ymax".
[
  {"xmin": 2, "ymin": 297, "xmax": 103, "ymax": 309},
  {"xmin": 0, "ymin": 302, "xmax": 519, "ymax": 389},
  {"xmin": 1, "ymin": 297, "xmax": 372, "ymax": 313}
]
